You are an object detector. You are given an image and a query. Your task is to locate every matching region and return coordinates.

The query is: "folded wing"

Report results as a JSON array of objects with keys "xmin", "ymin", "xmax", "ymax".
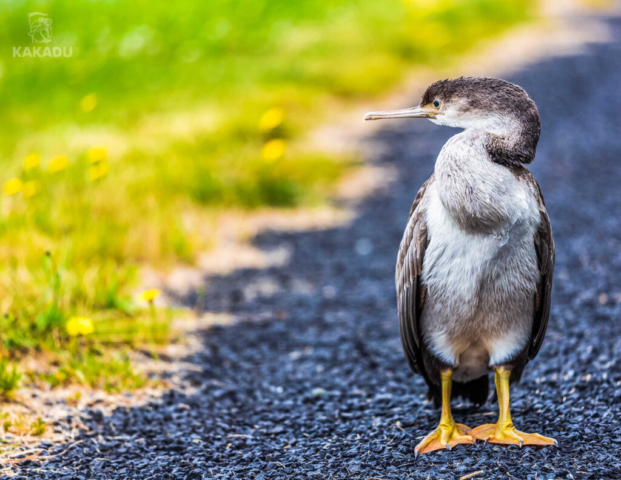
[{"xmin": 395, "ymin": 175, "xmax": 434, "ymax": 375}]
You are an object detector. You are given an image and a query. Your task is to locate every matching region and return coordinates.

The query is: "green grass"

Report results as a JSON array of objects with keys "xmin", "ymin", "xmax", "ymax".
[
  {"xmin": 29, "ymin": 416, "xmax": 47, "ymax": 436},
  {"xmin": 0, "ymin": 359, "xmax": 21, "ymax": 400},
  {"xmin": 0, "ymin": 411, "xmax": 48, "ymax": 438},
  {"xmin": 0, "ymin": 0, "xmax": 534, "ymax": 390},
  {"xmin": 31, "ymin": 350, "xmax": 148, "ymax": 393}
]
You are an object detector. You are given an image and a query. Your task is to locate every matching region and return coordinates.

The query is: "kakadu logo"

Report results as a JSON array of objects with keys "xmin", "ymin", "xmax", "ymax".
[{"xmin": 13, "ymin": 12, "xmax": 73, "ymax": 58}]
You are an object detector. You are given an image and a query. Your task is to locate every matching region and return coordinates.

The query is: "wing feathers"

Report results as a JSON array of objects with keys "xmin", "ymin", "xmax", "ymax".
[
  {"xmin": 396, "ymin": 175, "xmax": 434, "ymax": 374},
  {"xmin": 528, "ymin": 179, "xmax": 555, "ymax": 359}
]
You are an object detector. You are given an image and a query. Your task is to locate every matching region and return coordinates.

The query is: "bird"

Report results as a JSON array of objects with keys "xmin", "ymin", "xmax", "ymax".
[{"xmin": 364, "ymin": 77, "xmax": 556, "ymax": 455}]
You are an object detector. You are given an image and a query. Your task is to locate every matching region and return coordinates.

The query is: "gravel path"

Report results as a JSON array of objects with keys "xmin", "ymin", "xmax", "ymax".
[{"xmin": 10, "ymin": 16, "xmax": 621, "ymax": 480}]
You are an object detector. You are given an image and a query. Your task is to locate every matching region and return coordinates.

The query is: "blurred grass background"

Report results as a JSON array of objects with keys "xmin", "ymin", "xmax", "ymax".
[{"xmin": 0, "ymin": 0, "xmax": 534, "ymax": 395}]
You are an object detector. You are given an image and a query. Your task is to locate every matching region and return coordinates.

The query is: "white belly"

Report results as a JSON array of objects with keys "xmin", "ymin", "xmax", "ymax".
[{"xmin": 421, "ymin": 184, "xmax": 540, "ymax": 382}]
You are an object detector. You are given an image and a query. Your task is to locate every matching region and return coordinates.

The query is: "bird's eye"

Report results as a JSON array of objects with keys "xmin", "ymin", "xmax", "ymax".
[{"xmin": 433, "ymin": 100, "xmax": 441, "ymax": 108}]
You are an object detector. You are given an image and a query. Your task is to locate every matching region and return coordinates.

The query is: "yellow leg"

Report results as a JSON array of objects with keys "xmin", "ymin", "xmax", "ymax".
[
  {"xmin": 469, "ymin": 367, "xmax": 557, "ymax": 447},
  {"xmin": 414, "ymin": 370, "xmax": 474, "ymax": 456}
]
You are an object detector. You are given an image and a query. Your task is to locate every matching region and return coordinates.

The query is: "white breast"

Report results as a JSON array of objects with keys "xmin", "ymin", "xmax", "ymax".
[{"xmin": 419, "ymin": 133, "xmax": 541, "ymax": 382}]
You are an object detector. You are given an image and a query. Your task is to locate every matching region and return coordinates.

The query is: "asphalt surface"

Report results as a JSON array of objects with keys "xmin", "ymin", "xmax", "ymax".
[{"xmin": 10, "ymin": 15, "xmax": 621, "ymax": 480}]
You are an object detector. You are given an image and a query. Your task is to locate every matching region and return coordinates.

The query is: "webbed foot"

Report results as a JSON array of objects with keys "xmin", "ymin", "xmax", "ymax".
[
  {"xmin": 469, "ymin": 423, "xmax": 557, "ymax": 447},
  {"xmin": 415, "ymin": 422, "xmax": 475, "ymax": 456}
]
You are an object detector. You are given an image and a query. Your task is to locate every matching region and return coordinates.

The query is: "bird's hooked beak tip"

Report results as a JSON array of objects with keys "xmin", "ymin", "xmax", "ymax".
[
  {"xmin": 363, "ymin": 113, "xmax": 381, "ymax": 122},
  {"xmin": 363, "ymin": 106, "xmax": 436, "ymax": 123}
]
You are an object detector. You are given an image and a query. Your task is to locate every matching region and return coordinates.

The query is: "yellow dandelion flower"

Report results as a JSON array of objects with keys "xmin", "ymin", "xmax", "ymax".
[
  {"xmin": 3, "ymin": 178, "xmax": 22, "ymax": 196},
  {"xmin": 258, "ymin": 108, "xmax": 285, "ymax": 132},
  {"xmin": 87, "ymin": 147, "xmax": 107, "ymax": 163},
  {"xmin": 22, "ymin": 181, "xmax": 38, "ymax": 198},
  {"xmin": 140, "ymin": 288, "xmax": 162, "ymax": 303},
  {"xmin": 24, "ymin": 153, "xmax": 40, "ymax": 170},
  {"xmin": 80, "ymin": 93, "xmax": 98, "ymax": 113},
  {"xmin": 48, "ymin": 155, "xmax": 69, "ymax": 173},
  {"xmin": 66, "ymin": 316, "xmax": 95, "ymax": 336},
  {"xmin": 88, "ymin": 160, "xmax": 110, "ymax": 181},
  {"xmin": 261, "ymin": 139, "xmax": 287, "ymax": 162}
]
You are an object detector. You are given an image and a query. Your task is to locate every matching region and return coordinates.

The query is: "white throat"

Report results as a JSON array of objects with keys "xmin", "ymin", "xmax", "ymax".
[
  {"xmin": 430, "ymin": 111, "xmax": 520, "ymax": 138},
  {"xmin": 432, "ymin": 129, "xmax": 530, "ymax": 235}
]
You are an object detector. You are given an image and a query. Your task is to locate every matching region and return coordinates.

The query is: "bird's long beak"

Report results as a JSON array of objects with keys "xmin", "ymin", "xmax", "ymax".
[{"xmin": 363, "ymin": 105, "xmax": 437, "ymax": 122}]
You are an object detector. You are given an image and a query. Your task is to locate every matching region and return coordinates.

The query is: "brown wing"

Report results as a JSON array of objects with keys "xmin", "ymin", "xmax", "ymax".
[
  {"xmin": 395, "ymin": 175, "xmax": 434, "ymax": 374},
  {"xmin": 527, "ymin": 176, "xmax": 555, "ymax": 360}
]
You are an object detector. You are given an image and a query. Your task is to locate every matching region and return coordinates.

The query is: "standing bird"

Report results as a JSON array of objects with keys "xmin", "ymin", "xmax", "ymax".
[{"xmin": 364, "ymin": 77, "xmax": 556, "ymax": 455}]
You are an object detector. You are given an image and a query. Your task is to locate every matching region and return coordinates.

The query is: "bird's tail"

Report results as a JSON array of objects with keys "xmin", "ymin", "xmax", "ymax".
[{"xmin": 427, "ymin": 374, "xmax": 489, "ymax": 408}]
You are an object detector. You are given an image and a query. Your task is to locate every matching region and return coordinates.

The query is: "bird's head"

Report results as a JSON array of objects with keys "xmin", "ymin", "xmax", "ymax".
[{"xmin": 364, "ymin": 77, "xmax": 541, "ymax": 165}]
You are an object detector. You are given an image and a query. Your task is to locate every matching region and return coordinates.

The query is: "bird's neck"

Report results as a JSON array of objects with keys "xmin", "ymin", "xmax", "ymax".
[
  {"xmin": 434, "ymin": 129, "xmax": 526, "ymax": 234},
  {"xmin": 485, "ymin": 127, "xmax": 538, "ymax": 167}
]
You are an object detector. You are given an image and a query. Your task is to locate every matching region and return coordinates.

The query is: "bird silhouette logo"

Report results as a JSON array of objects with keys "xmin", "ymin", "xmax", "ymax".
[{"xmin": 28, "ymin": 12, "xmax": 53, "ymax": 44}]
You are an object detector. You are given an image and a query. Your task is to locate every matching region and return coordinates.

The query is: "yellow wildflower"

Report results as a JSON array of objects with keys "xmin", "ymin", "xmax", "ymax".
[
  {"xmin": 22, "ymin": 181, "xmax": 38, "ymax": 198},
  {"xmin": 24, "ymin": 153, "xmax": 40, "ymax": 170},
  {"xmin": 258, "ymin": 108, "xmax": 284, "ymax": 132},
  {"xmin": 48, "ymin": 155, "xmax": 69, "ymax": 173},
  {"xmin": 3, "ymin": 178, "xmax": 22, "ymax": 195},
  {"xmin": 88, "ymin": 161, "xmax": 110, "ymax": 181},
  {"xmin": 261, "ymin": 139, "xmax": 287, "ymax": 162},
  {"xmin": 66, "ymin": 316, "xmax": 95, "ymax": 336},
  {"xmin": 87, "ymin": 147, "xmax": 107, "ymax": 163},
  {"xmin": 140, "ymin": 288, "xmax": 162, "ymax": 303},
  {"xmin": 80, "ymin": 93, "xmax": 98, "ymax": 113}
]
